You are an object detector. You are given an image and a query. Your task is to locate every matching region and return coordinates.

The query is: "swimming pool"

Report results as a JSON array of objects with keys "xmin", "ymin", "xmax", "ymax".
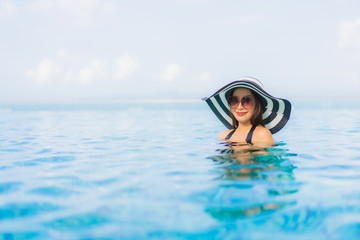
[{"xmin": 0, "ymin": 101, "xmax": 359, "ymax": 239}]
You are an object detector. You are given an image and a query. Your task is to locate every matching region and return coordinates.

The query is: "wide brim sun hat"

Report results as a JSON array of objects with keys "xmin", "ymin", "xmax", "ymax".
[{"xmin": 202, "ymin": 77, "xmax": 292, "ymax": 134}]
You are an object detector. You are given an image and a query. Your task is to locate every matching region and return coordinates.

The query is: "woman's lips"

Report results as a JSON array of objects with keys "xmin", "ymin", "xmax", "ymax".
[{"xmin": 236, "ymin": 112, "xmax": 247, "ymax": 117}]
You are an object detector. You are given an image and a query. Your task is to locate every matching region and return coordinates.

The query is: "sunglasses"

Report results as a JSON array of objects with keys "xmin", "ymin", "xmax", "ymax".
[{"xmin": 227, "ymin": 95, "xmax": 254, "ymax": 109}]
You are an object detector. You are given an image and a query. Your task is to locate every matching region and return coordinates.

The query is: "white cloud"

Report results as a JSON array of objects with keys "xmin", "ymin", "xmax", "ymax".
[
  {"xmin": 0, "ymin": 0, "xmax": 17, "ymax": 17},
  {"xmin": 114, "ymin": 54, "xmax": 139, "ymax": 80},
  {"xmin": 78, "ymin": 59, "xmax": 106, "ymax": 84},
  {"xmin": 338, "ymin": 18, "xmax": 360, "ymax": 48},
  {"xmin": 26, "ymin": 59, "xmax": 56, "ymax": 84},
  {"xmin": 26, "ymin": 52, "xmax": 107, "ymax": 85},
  {"xmin": 159, "ymin": 63, "xmax": 181, "ymax": 82},
  {"xmin": 27, "ymin": 51, "xmax": 141, "ymax": 85}
]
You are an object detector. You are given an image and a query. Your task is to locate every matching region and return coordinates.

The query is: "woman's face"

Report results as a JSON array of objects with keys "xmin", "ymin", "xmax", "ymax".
[{"xmin": 229, "ymin": 88, "xmax": 255, "ymax": 125}]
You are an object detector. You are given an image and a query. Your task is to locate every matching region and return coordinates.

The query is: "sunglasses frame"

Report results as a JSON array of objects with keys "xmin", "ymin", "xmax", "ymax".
[{"xmin": 227, "ymin": 95, "xmax": 254, "ymax": 110}]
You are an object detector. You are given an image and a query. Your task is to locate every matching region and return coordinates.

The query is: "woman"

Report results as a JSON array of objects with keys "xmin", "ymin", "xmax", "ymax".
[
  {"xmin": 219, "ymin": 87, "xmax": 274, "ymax": 145},
  {"xmin": 203, "ymin": 77, "xmax": 292, "ymax": 146}
]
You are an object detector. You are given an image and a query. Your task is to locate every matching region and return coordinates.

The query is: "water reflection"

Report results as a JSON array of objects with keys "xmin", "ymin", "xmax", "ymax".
[{"xmin": 205, "ymin": 142, "xmax": 298, "ymax": 221}]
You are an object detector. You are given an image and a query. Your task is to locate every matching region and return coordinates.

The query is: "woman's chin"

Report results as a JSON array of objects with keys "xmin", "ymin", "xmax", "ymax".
[{"xmin": 235, "ymin": 117, "xmax": 251, "ymax": 124}]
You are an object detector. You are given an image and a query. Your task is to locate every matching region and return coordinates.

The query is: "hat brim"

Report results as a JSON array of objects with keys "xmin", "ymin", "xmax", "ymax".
[{"xmin": 203, "ymin": 80, "xmax": 291, "ymax": 134}]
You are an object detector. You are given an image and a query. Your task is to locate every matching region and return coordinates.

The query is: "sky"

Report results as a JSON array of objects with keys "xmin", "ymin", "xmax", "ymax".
[{"xmin": 1, "ymin": 0, "xmax": 360, "ymax": 103}]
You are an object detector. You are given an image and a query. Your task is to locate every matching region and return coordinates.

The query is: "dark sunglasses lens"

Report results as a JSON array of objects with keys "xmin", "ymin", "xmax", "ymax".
[
  {"xmin": 241, "ymin": 96, "xmax": 252, "ymax": 108},
  {"xmin": 227, "ymin": 96, "xmax": 239, "ymax": 108}
]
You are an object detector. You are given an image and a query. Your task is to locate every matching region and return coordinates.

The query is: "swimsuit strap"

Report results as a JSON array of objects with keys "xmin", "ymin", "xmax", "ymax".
[
  {"xmin": 224, "ymin": 125, "xmax": 257, "ymax": 143},
  {"xmin": 224, "ymin": 129, "xmax": 236, "ymax": 140},
  {"xmin": 245, "ymin": 125, "xmax": 257, "ymax": 144}
]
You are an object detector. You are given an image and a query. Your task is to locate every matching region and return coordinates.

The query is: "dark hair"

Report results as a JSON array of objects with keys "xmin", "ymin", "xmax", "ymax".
[{"xmin": 230, "ymin": 89, "xmax": 264, "ymax": 128}]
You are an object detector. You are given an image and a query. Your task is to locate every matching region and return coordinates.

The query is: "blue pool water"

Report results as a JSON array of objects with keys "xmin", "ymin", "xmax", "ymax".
[{"xmin": 0, "ymin": 101, "xmax": 359, "ymax": 239}]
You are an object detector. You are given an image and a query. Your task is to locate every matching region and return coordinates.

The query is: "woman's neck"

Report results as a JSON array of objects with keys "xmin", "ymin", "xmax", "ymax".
[{"xmin": 237, "ymin": 121, "xmax": 252, "ymax": 129}]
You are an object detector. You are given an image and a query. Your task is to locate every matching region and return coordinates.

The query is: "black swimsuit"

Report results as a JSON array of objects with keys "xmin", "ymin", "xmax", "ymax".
[{"xmin": 224, "ymin": 125, "xmax": 257, "ymax": 144}]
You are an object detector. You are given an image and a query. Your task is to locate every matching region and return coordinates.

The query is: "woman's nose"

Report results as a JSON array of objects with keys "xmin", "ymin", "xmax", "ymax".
[{"xmin": 236, "ymin": 101, "xmax": 244, "ymax": 110}]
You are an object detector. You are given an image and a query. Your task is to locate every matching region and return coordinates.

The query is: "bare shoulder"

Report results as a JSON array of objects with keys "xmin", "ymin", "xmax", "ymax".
[
  {"xmin": 253, "ymin": 126, "xmax": 274, "ymax": 145},
  {"xmin": 255, "ymin": 125, "xmax": 272, "ymax": 136},
  {"xmin": 218, "ymin": 129, "xmax": 233, "ymax": 140}
]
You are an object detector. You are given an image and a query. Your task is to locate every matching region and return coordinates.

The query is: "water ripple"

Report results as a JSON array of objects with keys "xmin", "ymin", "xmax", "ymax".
[
  {"xmin": 0, "ymin": 182, "xmax": 22, "ymax": 194},
  {"xmin": 16, "ymin": 156, "xmax": 76, "ymax": 167},
  {"xmin": 0, "ymin": 232, "xmax": 43, "ymax": 240},
  {"xmin": 0, "ymin": 202, "xmax": 62, "ymax": 220},
  {"xmin": 35, "ymin": 148, "xmax": 53, "ymax": 154},
  {"xmin": 44, "ymin": 212, "xmax": 110, "ymax": 230},
  {"xmin": 335, "ymin": 221, "xmax": 360, "ymax": 239},
  {"xmin": 29, "ymin": 186, "xmax": 76, "ymax": 198},
  {"xmin": 0, "ymin": 148, "xmax": 25, "ymax": 153}
]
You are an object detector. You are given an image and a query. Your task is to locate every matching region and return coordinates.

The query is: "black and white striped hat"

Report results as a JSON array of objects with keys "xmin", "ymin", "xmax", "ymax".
[{"xmin": 202, "ymin": 77, "xmax": 291, "ymax": 134}]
